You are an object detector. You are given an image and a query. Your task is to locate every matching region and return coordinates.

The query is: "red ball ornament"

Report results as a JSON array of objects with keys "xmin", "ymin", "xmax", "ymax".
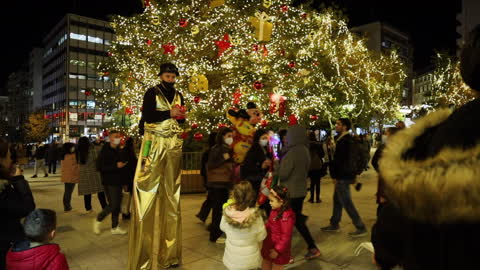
[
  {"xmin": 218, "ymin": 123, "xmax": 228, "ymax": 129},
  {"xmin": 146, "ymin": 39, "xmax": 152, "ymax": 46},
  {"xmin": 310, "ymin": 115, "xmax": 318, "ymax": 120},
  {"xmin": 280, "ymin": 5, "xmax": 289, "ymax": 12},
  {"xmin": 252, "ymin": 44, "xmax": 259, "ymax": 51},
  {"xmin": 301, "ymin": 13, "xmax": 308, "ymax": 19},
  {"xmin": 260, "ymin": 120, "xmax": 268, "ymax": 128},
  {"xmin": 253, "ymin": 81, "xmax": 264, "ymax": 90},
  {"xmin": 312, "ymin": 61, "xmax": 319, "ymax": 66},
  {"xmin": 191, "ymin": 123, "xmax": 199, "ymax": 129},
  {"xmin": 179, "ymin": 19, "xmax": 188, "ymax": 27},
  {"xmin": 193, "ymin": 96, "xmax": 201, "ymax": 104},
  {"xmin": 107, "ymin": 52, "xmax": 113, "ymax": 57},
  {"xmin": 193, "ymin": 133, "xmax": 204, "ymax": 141},
  {"xmin": 180, "ymin": 132, "xmax": 189, "ymax": 140},
  {"xmin": 84, "ymin": 91, "xmax": 92, "ymax": 96},
  {"xmin": 288, "ymin": 61, "xmax": 296, "ymax": 68}
]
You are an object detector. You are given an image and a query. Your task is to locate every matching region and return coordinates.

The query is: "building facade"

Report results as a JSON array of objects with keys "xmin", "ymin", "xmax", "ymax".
[
  {"xmin": 30, "ymin": 48, "xmax": 44, "ymax": 111},
  {"xmin": 412, "ymin": 70, "xmax": 435, "ymax": 106},
  {"xmin": 457, "ymin": 0, "xmax": 480, "ymax": 55},
  {"xmin": 6, "ymin": 68, "xmax": 32, "ymax": 141},
  {"xmin": 42, "ymin": 13, "xmax": 117, "ymax": 141},
  {"xmin": 0, "ymin": 96, "xmax": 8, "ymax": 137},
  {"xmin": 352, "ymin": 22, "xmax": 415, "ymax": 106}
]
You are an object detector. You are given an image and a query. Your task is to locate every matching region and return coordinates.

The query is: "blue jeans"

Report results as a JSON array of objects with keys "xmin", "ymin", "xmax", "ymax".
[{"xmin": 330, "ymin": 180, "xmax": 366, "ymax": 230}]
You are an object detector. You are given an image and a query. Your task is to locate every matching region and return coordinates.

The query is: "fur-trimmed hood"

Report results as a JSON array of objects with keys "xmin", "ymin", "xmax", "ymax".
[
  {"xmin": 223, "ymin": 206, "xmax": 262, "ymax": 229},
  {"xmin": 380, "ymin": 108, "xmax": 480, "ymax": 224}
]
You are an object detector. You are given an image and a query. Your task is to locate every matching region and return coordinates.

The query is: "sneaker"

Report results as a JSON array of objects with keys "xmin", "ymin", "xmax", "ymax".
[
  {"xmin": 195, "ymin": 213, "xmax": 206, "ymax": 223},
  {"xmin": 215, "ymin": 237, "xmax": 226, "ymax": 244},
  {"xmin": 44, "ymin": 174, "xmax": 48, "ymax": 177},
  {"xmin": 308, "ymin": 198, "xmax": 314, "ymax": 203},
  {"xmin": 111, "ymin": 226, "xmax": 128, "ymax": 235},
  {"xmin": 304, "ymin": 248, "xmax": 321, "ymax": 260},
  {"xmin": 93, "ymin": 220, "xmax": 102, "ymax": 235},
  {"xmin": 316, "ymin": 198, "xmax": 322, "ymax": 203},
  {"xmin": 122, "ymin": 213, "xmax": 131, "ymax": 220},
  {"xmin": 321, "ymin": 225, "xmax": 340, "ymax": 232},
  {"xmin": 64, "ymin": 207, "xmax": 73, "ymax": 213},
  {"xmin": 349, "ymin": 228, "xmax": 368, "ymax": 238},
  {"xmin": 31, "ymin": 175, "xmax": 37, "ymax": 178}
]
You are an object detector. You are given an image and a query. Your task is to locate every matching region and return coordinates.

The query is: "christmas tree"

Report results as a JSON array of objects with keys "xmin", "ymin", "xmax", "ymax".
[{"xmin": 96, "ymin": 0, "xmax": 406, "ymax": 135}]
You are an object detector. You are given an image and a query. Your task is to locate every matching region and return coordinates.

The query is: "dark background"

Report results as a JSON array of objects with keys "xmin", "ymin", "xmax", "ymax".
[{"xmin": 0, "ymin": 0, "xmax": 461, "ymax": 94}]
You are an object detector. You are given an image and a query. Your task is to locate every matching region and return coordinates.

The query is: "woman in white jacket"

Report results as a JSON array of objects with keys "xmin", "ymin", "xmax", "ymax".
[{"xmin": 221, "ymin": 181, "xmax": 267, "ymax": 270}]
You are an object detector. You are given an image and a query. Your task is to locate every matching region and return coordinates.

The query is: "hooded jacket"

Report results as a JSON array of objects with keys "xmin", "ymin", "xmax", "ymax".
[
  {"xmin": 220, "ymin": 206, "xmax": 266, "ymax": 270},
  {"xmin": 7, "ymin": 240, "xmax": 69, "ymax": 270},
  {"xmin": 372, "ymin": 99, "xmax": 480, "ymax": 270},
  {"xmin": 278, "ymin": 125, "xmax": 311, "ymax": 199}
]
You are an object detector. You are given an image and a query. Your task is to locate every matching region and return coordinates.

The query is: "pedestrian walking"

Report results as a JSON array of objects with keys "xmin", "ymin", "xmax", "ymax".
[
  {"xmin": 0, "ymin": 138, "xmax": 36, "ymax": 270},
  {"xmin": 279, "ymin": 125, "xmax": 321, "ymax": 260},
  {"xmin": 308, "ymin": 132, "xmax": 325, "ymax": 203},
  {"xmin": 221, "ymin": 181, "xmax": 267, "ymax": 270},
  {"xmin": 47, "ymin": 140, "xmax": 59, "ymax": 174},
  {"xmin": 195, "ymin": 132, "xmax": 218, "ymax": 226},
  {"xmin": 206, "ymin": 128, "xmax": 234, "ymax": 243},
  {"xmin": 322, "ymin": 118, "xmax": 367, "ymax": 237},
  {"xmin": 61, "ymin": 143, "xmax": 79, "ymax": 212},
  {"xmin": 77, "ymin": 137, "xmax": 107, "ymax": 214},
  {"xmin": 118, "ymin": 137, "xmax": 137, "ymax": 220},
  {"xmin": 31, "ymin": 142, "xmax": 48, "ymax": 178},
  {"xmin": 261, "ymin": 185, "xmax": 295, "ymax": 270},
  {"xmin": 93, "ymin": 130, "xmax": 128, "ymax": 235}
]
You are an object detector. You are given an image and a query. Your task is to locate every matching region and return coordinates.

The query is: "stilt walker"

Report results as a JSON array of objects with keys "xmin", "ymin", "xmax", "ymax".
[{"xmin": 128, "ymin": 63, "xmax": 186, "ymax": 269}]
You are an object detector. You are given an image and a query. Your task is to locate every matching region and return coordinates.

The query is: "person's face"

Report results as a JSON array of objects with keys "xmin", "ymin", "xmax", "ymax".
[
  {"xmin": 223, "ymin": 132, "xmax": 233, "ymax": 140},
  {"xmin": 109, "ymin": 133, "xmax": 121, "ymax": 145},
  {"xmin": 335, "ymin": 120, "xmax": 345, "ymax": 133},
  {"xmin": 260, "ymin": 134, "xmax": 269, "ymax": 141},
  {"xmin": 268, "ymin": 193, "xmax": 283, "ymax": 210},
  {"xmin": 160, "ymin": 72, "xmax": 176, "ymax": 83}
]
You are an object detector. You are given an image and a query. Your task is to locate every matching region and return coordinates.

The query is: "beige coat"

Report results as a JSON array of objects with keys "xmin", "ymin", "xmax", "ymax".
[{"xmin": 61, "ymin": 153, "xmax": 80, "ymax": 183}]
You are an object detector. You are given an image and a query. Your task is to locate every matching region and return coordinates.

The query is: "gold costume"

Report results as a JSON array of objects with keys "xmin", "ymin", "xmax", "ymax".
[{"xmin": 128, "ymin": 90, "xmax": 183, "ymax": 269}]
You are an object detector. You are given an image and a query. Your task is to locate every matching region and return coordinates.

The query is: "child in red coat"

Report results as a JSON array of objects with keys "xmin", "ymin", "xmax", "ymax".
[
  {"xmin": 261, "ymin": 185, "xmax": 295, "ymax": 270},
  {"xmin": 7, "ymin": 209, "xmax": 69, "ymax": 270}
]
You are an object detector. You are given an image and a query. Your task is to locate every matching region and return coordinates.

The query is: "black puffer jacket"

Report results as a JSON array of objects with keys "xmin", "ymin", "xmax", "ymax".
[
  {"xmin": 97, "ymin": 144, "xmax": 123, "ymax": 186},
  {"xmin": 372, "ymin": 98, "xmax": 480, "ymax": 270},
  {"xmin": 0, "ymin": 176, "xmax": 35, "ymax": 251}
]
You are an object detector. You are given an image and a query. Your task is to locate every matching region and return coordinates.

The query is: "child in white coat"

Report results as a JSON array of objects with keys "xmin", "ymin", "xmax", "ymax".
[{"xmin": 221, "ymin": 181, "xmax": 267, "ymax": 270}]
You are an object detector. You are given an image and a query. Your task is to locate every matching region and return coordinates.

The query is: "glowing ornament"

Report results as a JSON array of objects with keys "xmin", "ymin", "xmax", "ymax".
[
  {"xmin": 151, "ymin": 16, "xmax": 160, "ymax": 25},
  {"xmin": 193, "ymin": 96, "xmax": 201, "ymax": 104},
  {"xmin": 253, "ymin": 81, "xmax": 264, "ymax": 90},
  {"xmin": 249, "ymin": 12, "xmax": 273, "ymax": 42},
  {"xmin": 191, "ymin": 25, "xmax": 200, "ymax": 35},
  {"xmin": 288, "ymin": 61, "xmax": 296, "ymax": 68},
  {"xmin": 310, "ymin": 115, "xmax": 318, "ymax": 120},
  {"xmin": 188, "ymin": 74, "xmax": 209, "ymax": 93},
  {"xmin": 193, "ymin": 133, "xmax": 204, "ymax": 141},
  {"xmin": 280, "ymin": 5, "xmax": 289, "ymax": 12},
  {"xmin": 162, "ymin": 42, "xmax": 176, "ymax": 55},
  {"xmin": 179, "ymin": 19, "xmax": 188, "ymax": 27},
  {"xmin": 191, "ymin": 123, "xmax": 199, "ymax": 129}
]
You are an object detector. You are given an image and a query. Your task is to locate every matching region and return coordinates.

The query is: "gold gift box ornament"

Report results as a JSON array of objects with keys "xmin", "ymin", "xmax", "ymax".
[
  {"xmin": 188, "ymin": 74, "xmax": 209, "ymax": 93},
  {"xmin": 249, "ymin": 11, "xmax": 273, "ymax": 42}
]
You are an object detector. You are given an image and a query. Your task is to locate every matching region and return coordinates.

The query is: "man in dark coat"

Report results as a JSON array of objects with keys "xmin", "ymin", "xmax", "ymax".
[
  {"xmin": 322, "ymin": 118, "xmax": 367, "ymax": 237},
  {"xmin": 372, "ymin": 25, "xmax": 480, "ymax": 270},
  {"xmin": 47, "ymin": 141, "xmax": 59, "ymax": 174}
]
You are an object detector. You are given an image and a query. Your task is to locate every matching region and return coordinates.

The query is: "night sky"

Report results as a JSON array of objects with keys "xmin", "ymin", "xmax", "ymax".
[{"xmin": 0, "ymin": 0, "xmax": 461, "ymax": 95}]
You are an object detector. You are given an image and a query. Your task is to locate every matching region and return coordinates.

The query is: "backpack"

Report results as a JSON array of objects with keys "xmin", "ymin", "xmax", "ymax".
[{"xmin": 351, "ymin": 139, "xmax": 368, "ymax": 176}]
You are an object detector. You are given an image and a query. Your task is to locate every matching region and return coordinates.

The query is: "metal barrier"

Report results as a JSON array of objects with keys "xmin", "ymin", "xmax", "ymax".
[{"xmin": 181, "ymin": 152, "xmax": 205, "ymax": 194}]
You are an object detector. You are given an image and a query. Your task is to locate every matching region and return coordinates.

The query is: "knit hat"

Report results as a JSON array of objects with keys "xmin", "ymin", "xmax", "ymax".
[
  {"xmin": 460, "ymin": 24, "xmax": 480, "ymax": 91},
  {"xmin": 158, "ymin": 63, "xmax": 179, "ymax": 76}
]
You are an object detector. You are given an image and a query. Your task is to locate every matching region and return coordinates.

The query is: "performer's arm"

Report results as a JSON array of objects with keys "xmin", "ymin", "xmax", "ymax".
[
  {"xmin": 142, "ymin": 88, "xmax": 171, "ymax": 123},
  {"xmin": 177, "ymin": 92, "xmax": 186, "ymax": 124}
]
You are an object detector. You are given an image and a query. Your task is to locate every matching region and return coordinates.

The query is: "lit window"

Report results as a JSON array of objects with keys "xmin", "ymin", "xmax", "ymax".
[
  {"xmin": 70, "ymin": 33, "xmax": 87, "ymax": 41},
  {"xmin": 88, "ymin": 36, "xmax": 104, "ymax": 44},
  {"xmin": 104, "ymin": 40, "xmax": 111, "ymax": 46},
  {"xmin": 87, "ymin": 101, "xmax": 96, "ymax": 109},
  {"xmin": 57, "ymin": 34, "xmax": 68, "ymax": 46},
  {"xmin": 103, "ymin": 76, "xmax": 110, "ymax": 81}
]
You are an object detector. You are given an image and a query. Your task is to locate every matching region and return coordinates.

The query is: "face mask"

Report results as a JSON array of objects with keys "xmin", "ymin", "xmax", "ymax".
[
  {"xmin": 259, "ymin": 139, "xmax": 269, "ymax": 147},
  {"xmin": 70, "ymin": 147, "xmax": 75, "ymax": 153},
  {"xmin": 162, "ymin": 81, "xmax": 175, "ymax": 88},
  {"xmin": 113, "ymin": 138, "xmax": 121, "ymax": 145},
  {"xmin": 224, "ymin": 137, "xmax": 233, "ymax": 145}
]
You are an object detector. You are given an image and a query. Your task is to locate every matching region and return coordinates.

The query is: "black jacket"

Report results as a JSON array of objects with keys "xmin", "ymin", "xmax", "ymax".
[
  {"xmin": 372, "ymin": 99, "xmax": 480, "ymax": 270},
  {"xmin": 97, "ymin": 144, "xmax": 123, "ymax": 186},
  {"xmin": 0, "ymin": 176, "xmax": 36, "ymax": 249},
  {"xmin": 118, "ymin": 147, "xmax": 137, "ymax": 186},
  {"xmin": 47, "ymin": 144, "xmax": 59, "ymax": 162},
  {"xmin": 34, "ymin": 146, "xmax": 46, "ymax": 160},
  {"xmin": 141, "ymin": 85, "xmax": 185, "ymax": 124},
  {"xmin": 329, "ymin": 133, "xmax": 356, "ymax": 181},
  {"xmin": 207, "ymin": 144, "xmax": 233, "ymax": 189},
  {"xmin": 240, "ymin": 144, "xmax": 271, "ymax": 185}
]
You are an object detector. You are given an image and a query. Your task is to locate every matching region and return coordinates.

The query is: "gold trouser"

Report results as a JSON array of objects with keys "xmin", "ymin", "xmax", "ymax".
[{"xmin": 127, "ymin": 131, "xmax": 183, "ymax": 269}]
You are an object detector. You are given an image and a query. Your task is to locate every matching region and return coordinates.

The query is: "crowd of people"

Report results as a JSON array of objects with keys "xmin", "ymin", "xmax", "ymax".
[{"xmin": 0, "ymin": 25, "xmax": 479, "ymax": 270}]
